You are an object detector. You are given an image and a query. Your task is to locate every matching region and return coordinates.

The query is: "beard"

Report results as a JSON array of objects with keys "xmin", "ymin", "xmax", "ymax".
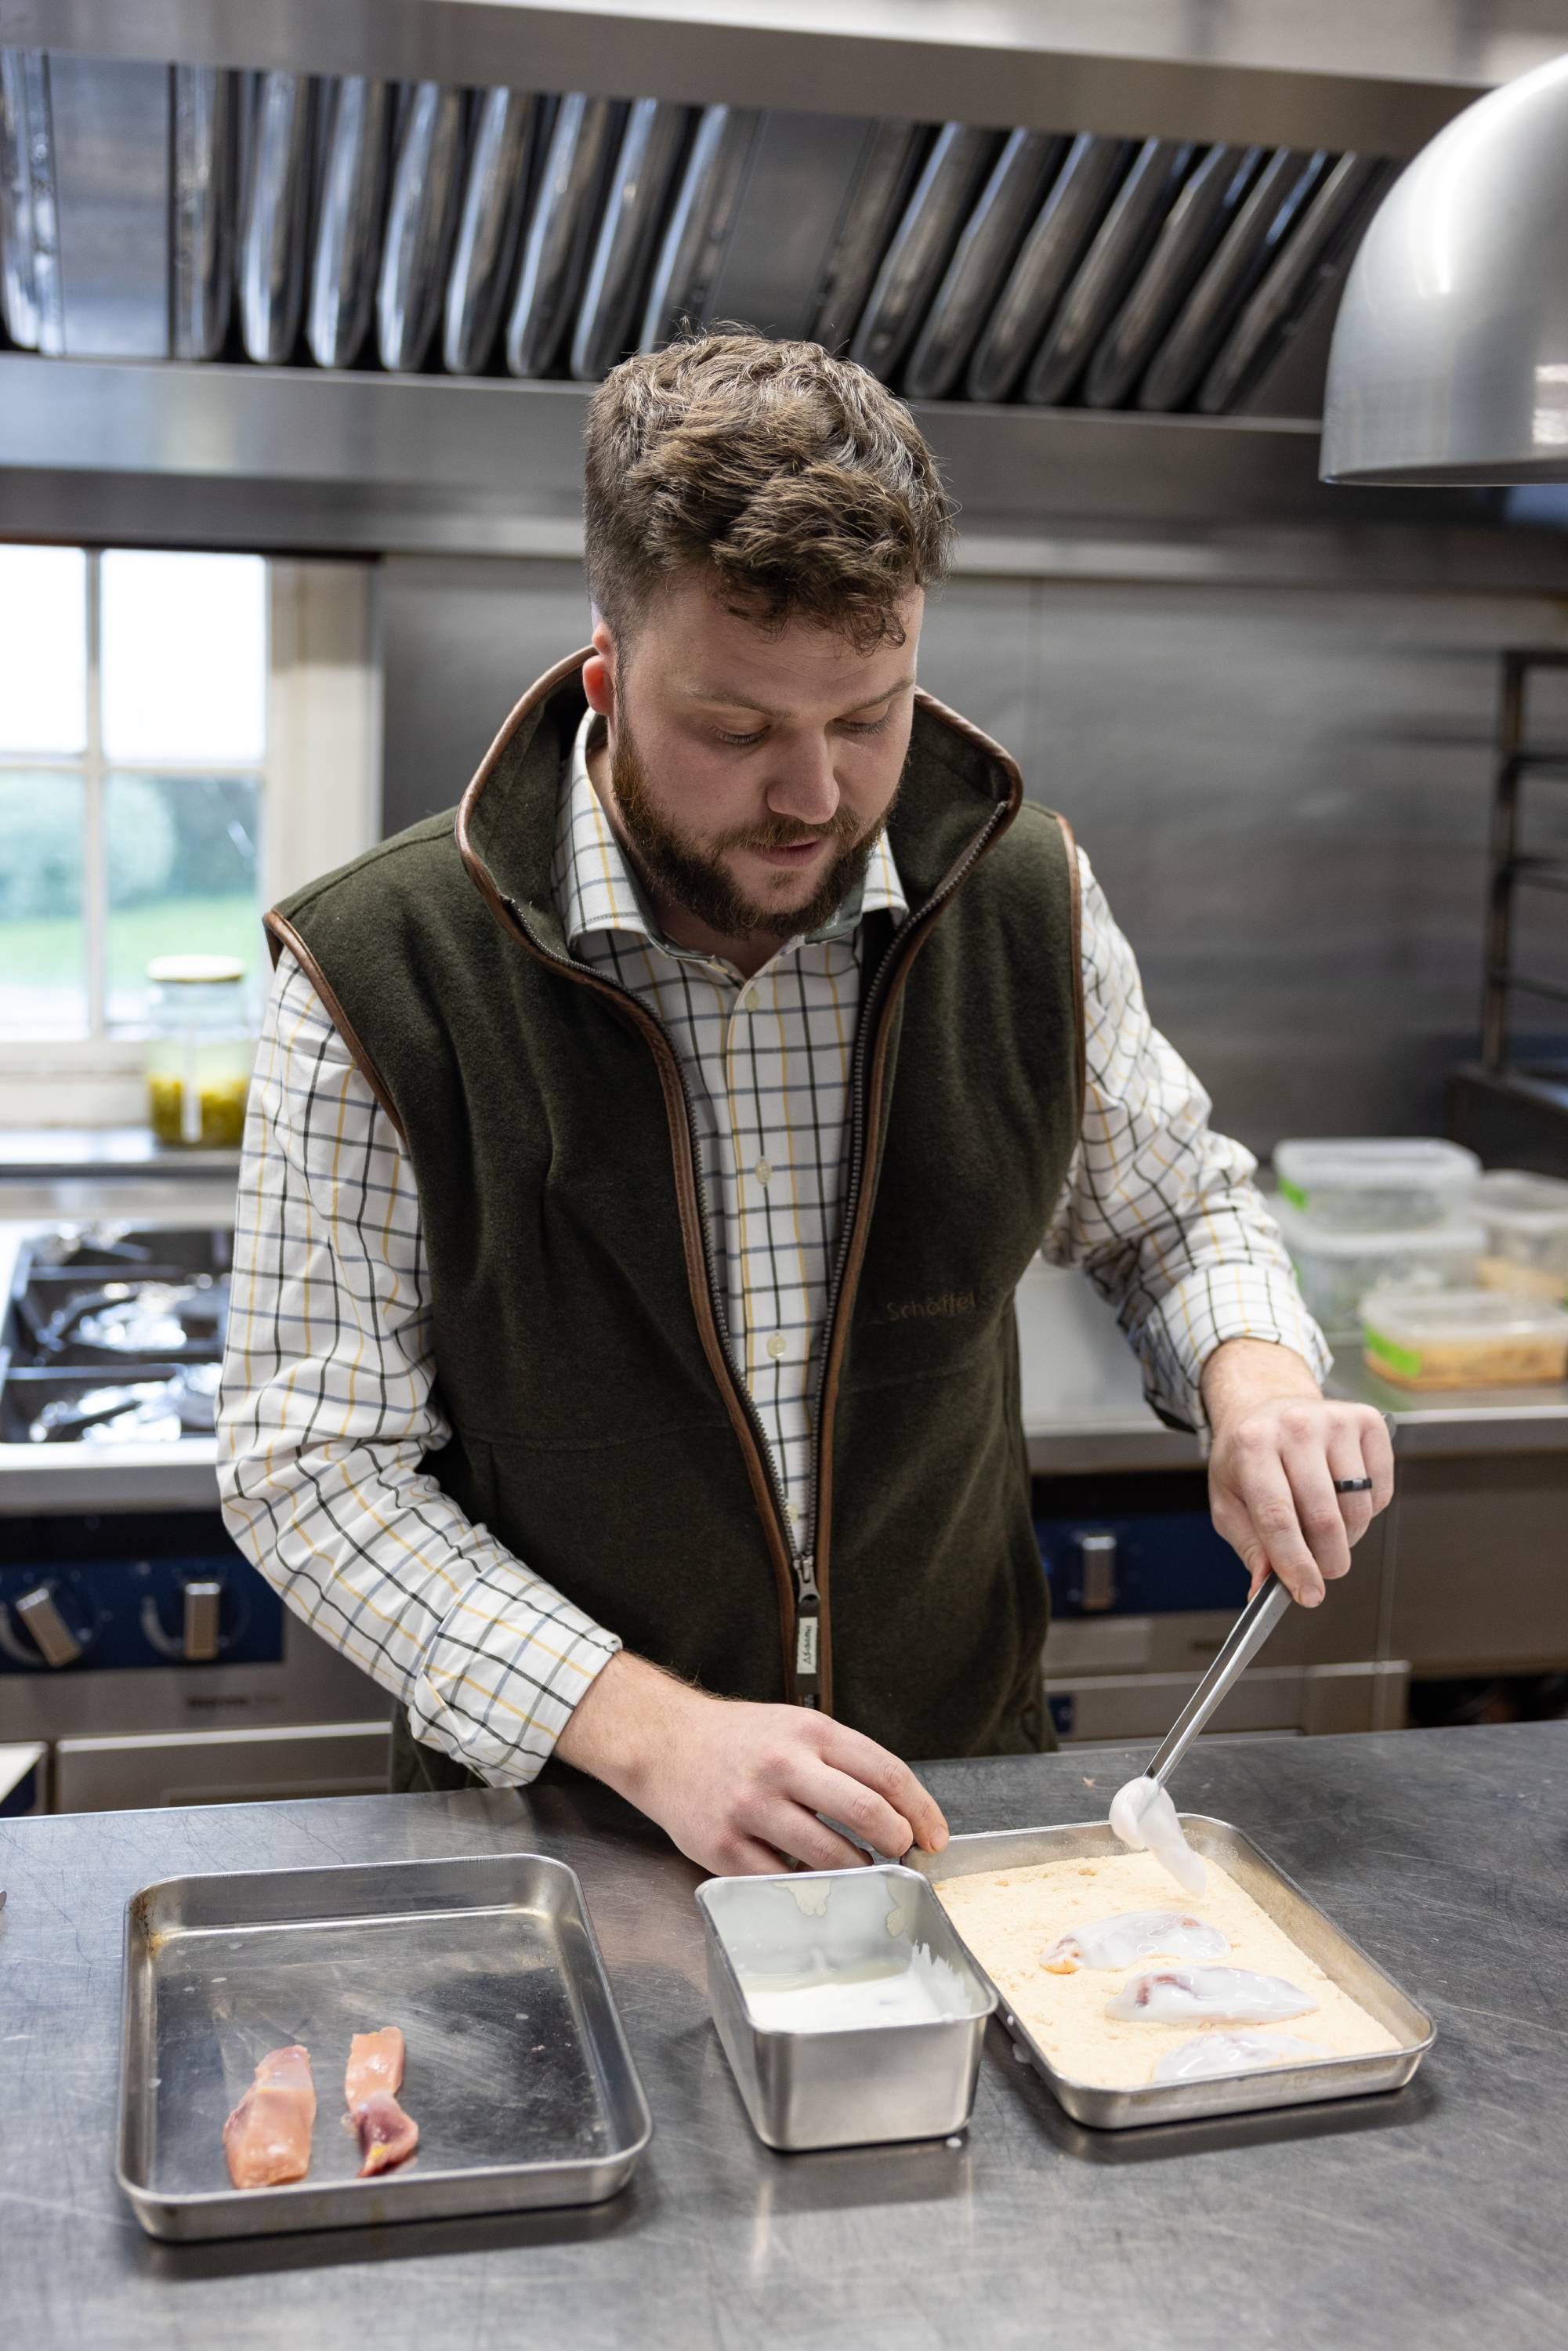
[{"xmin": 607, "ymin": 714, "xmax": 893, "ymax": 944}]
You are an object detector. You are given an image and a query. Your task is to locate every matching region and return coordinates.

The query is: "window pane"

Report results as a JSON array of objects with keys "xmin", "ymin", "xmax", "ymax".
[
  {"xmin": 0, "ymin": 547, "xmax": 88, "ymax": 753},
  {"xmin": 101, "ymin": 552, "xmax": 267, "ymax": 766},
  {"xmin": 104, "ymin": 773, "xmax": 262, "ymax": 1027},
  {"xmin": 0, "ymin": 770, "xmax": 88, "ymax": 1035}
]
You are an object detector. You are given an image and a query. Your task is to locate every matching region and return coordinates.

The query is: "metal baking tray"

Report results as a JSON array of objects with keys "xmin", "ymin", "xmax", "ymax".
[
  {"xmin": 907, "ymin": 1817, "xmax": 1434, "ymax": 2129},
  {"xmin": 697, "ymin": 1862, "xmax": 994, "ymax": 2151},
  {"xmin": 118, "ymin": 1853, "xmax": 652, "ymax": 2240}
]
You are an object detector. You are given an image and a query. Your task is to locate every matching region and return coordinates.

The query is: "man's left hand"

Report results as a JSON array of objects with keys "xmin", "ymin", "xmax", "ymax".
[{"xmin": 1200, "ymin": 1337, "xmax": 1394, "ymax": 1607}]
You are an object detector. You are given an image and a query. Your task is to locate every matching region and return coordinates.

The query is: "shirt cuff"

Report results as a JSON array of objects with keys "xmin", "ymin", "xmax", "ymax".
[
  {"xmin": 1137, "ymin": 1265, "xmax": 1334, "ymax": 1440},
  {"xmin": 407, "ymin": 1559, "xmax": 622, "ymax": 1788}
]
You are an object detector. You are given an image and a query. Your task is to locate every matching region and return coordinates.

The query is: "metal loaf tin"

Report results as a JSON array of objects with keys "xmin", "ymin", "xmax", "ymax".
[
  {"xmin": 697, "ymin": 1862, "xmax": 996, "ymax": 2152},
  {"xmin": 118, "ymin": 1853, "xmax": 652, "ymax": 2240},
  {"xmin": 907, "ymin": 1817, "xmax": 1434, "ymax": 2130}
]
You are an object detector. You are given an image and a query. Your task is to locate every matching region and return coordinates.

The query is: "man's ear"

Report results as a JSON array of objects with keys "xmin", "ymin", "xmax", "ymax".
[{"xmin": 582, "ymin": 616, "xmax": 617, "ymax": 720}]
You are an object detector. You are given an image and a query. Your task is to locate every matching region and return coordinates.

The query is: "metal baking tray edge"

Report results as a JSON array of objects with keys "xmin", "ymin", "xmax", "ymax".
[
  {"xmin": 907, "ymin": 1816, "xmax": 1435, "ymax": 2129},
  {"xmin": 116, "ymin": 1852, "xmax": 653, "ymax": 2240}
]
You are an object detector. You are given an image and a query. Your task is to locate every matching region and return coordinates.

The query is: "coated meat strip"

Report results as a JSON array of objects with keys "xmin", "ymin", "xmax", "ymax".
[
  {"xmin": 344, "ymin": 2025, "xmax": 418, "ymax": 2177},
  {"xmin": 223, "ymin": 2044, "xmax": 317, "ymax": 2188}
]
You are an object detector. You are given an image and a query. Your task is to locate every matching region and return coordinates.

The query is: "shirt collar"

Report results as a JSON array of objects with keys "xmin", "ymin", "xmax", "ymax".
[{"xmin": 553, "ymin": 709, "xmax": 907, "ymax": 962}]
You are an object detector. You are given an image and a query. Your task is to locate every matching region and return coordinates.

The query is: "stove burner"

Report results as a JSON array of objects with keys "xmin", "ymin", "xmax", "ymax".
[
  {"xmin": 25, "ymin": 1362, "xmax": 222, "ymax": 1445},
  {"xmin": 49, "ymin": 1279, "xmax": 226, "ymax": 1360},
  {"xmin": 2, "ymin": 1226, "xmax": 235, "ymax": 1440}
]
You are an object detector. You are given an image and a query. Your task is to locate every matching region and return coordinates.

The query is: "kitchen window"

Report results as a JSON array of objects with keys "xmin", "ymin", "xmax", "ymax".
[{"xmin": 0, "ymin": 548, "xmax": 379, "ymax": 1124}]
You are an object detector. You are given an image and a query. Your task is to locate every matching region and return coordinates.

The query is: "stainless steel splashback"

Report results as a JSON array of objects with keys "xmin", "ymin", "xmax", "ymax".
[{"xmin": 376, "ymin": 553, "xmax": 1568, "ymax": 1147}]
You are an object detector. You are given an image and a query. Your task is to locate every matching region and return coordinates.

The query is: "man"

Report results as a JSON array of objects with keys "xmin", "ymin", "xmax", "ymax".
[{"xmin": 219, "ymin": 334, "xmax": 1392, "ymax": 1876}]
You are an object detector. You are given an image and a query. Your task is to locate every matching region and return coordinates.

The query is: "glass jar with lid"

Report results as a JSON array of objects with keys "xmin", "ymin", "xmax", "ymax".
[{"xmin": 145, "ymin": 955, "xmax": 255, "ymax": 1148}]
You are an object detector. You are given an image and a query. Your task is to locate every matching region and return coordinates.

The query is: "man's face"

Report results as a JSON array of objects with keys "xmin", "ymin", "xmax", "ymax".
[{"xmin": 583, "ymin": 573, "xmax": 922, "ymax": 945}]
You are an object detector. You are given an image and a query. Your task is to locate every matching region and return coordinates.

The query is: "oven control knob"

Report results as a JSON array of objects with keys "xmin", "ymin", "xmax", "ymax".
[
  {"xmin": 1075, "ymin": 1531, "xmax": 1119, "ymax": 1614},
  {"xmin": 14, "ymin": 1585, "xmax": 84, "ymax": 1669},
  {"xmin": 182, "ymin": 1578, "xmax": 223, "ymax": 1662}
]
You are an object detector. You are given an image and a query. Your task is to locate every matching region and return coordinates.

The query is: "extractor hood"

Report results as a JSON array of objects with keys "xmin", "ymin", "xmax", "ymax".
[
  {"xmin": 0, "ymin": 2, "xmax": 1563, "ymax": 569},
  {"xmin": 0, "ymin": 49, "xmax": 1395, "ymax": 418}
]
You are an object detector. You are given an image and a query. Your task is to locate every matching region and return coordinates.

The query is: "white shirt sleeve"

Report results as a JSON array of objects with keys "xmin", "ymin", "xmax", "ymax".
[
  {"xmin": 216, "ymin": 947, "xmax": 621, "ymax": 1785},
  {"xmin": 1042, "ymin": 849, "xmax": 1331, "ymax": 1434}
]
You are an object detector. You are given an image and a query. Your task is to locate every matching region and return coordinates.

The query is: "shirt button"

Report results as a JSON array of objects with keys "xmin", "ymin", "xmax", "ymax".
[
  {"xmin": 755, "ymin": 1158, "xmax": 773, "ymax": 1184},
  {"xmin": 739, "ymin": 985, "xmax": 758, "ymax": 1012},
  {"xmin": 766, "ymin": 1333, "xmax": 788, "ymax": 1360}
]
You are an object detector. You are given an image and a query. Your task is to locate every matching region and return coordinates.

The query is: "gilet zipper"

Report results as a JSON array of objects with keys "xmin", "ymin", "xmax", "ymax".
[{"xmin": 492, "ymin": 793, "xmax": 1012, "ymax": 1714}]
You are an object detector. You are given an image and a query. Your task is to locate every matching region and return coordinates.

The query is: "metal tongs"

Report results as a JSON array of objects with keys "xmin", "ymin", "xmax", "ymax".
[{"xmin": 1146, "ymin": 1573, "xmax": 1293, "ymax": 1796}]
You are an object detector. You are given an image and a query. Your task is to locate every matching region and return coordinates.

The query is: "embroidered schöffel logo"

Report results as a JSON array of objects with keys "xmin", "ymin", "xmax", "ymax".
[{"xmin": 877, "ymin": 1289, "xmax": 977, "ymax": 1323}]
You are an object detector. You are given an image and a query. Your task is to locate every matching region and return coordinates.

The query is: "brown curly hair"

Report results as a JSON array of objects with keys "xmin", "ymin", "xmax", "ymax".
[{"xmin": 583, "ymin": 332, "xmax": 955, "ymax": 653}]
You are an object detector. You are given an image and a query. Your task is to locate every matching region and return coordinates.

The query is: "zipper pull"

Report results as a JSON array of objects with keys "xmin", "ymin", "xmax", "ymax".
[{"xmin": 794, "ymin": 1556, "xmax": 820, "ymax": 1704}]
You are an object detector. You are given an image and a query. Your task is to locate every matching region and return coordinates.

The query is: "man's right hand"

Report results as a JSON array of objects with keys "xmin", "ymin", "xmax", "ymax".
[{"xmin": 555, "ymin": 1650, "xmax": 949, "ymax": 1876}]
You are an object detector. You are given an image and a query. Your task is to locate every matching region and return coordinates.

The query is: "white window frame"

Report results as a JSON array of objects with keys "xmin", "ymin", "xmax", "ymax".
[{"xmin": 0, "ymin": 556, "xmax": 381, "ymax": 1127}]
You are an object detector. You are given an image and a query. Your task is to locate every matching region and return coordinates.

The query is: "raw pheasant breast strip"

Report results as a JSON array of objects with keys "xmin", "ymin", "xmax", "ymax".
[
  {"xmin": 223, "ymin": 2045, "xmax": 317, "ymax": 2188},
  {"xmin": 344, "ymin": 2026, "xmax": 418, "ymax": 2176}
]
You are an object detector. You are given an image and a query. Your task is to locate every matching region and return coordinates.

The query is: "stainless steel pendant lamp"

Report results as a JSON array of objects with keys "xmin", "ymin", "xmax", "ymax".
[{"xmin": 1321, "ymin": 50, "xmax": 1568, "ymax": 484}]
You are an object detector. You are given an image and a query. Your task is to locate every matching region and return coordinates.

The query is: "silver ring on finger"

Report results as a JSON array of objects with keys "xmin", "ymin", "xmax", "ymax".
[{"xmin": 1333, "ymin": 1476, "xmax": 1374, "ymax": 1493}]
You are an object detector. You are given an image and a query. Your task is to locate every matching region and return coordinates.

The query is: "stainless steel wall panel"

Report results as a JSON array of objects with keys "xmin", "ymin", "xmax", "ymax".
[
  {"xmin": 849, "ymin": 122, "xmax": 1001, "ymax": 383},
  {"xmin": 170, "ymin": 65, "xmax": 238, "ymax": 363},
  {"xmin": 809, "ymin": 121, "xmax": 925, "ymax": 356},
  {"xmin": 1195, "ymin": 154, "xmax": 1395, "ymax": 415},
  {"xmin": 1022, "ymin": 137, "xmax": 1196, "ymax": 408},
  {"xmin": 1082, "ymin": 143, "xmax": 1264, "ymax": 411},
  {"xmin": 237, "ymin": 68, "xmax": 315, "ymax": 365},
  {"xmin": 965, "ymin": 135, "xmax": 1133, "ymax": 404},
  {"xmin": 506, "ymin": 91, "xmax": 625, "ymax": 377},
  {"xmin": 637, "ymin": 103, "xmax": 757, "ymax": 352},
  {"xmin": 1136, "ymin": 147, "xmax": 1329, "ymax": 412},
  {"xmin": 443, "ymin": 87, "xmax": 542, "ymax": 377},
  {"xmin": 569, "ymin": 96, "xmax": 690, "ymax": 379},
  {"xmin": 45, "ymin": 51, "xmax": 168, "ymax": 358},
  {"xmin": 375, "ymin": 558, "xmax": 1568, "ymax": 1143},
  {"xmin": 380, "ymin": 555, "xmax": 591, "ymax": 833},
  {"xmin": 902, "ymin": 129, "xmax": 1066, "ymax": 401},
  {"xmin": 306, "ymin": 74, "xmax": 390, "ymax": 371},
  {"xmin": 377, "ymin": 80, "xmax": 469, "ymax": 373}
]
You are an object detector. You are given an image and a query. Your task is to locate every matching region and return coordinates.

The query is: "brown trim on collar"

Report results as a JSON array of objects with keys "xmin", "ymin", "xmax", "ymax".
[
  {"xmin": 455, "ymin": 644, "xmax": 593, "ymax": 892},
  {"xmin": 263, "ymin": 910, "xmax": 407, "ymax": 1145}
]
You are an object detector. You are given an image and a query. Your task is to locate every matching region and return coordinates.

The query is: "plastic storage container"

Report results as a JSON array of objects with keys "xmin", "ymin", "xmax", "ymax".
[
  {"xmin": 1273, "ymin": 1199, "xmax": 1482, "ymax": 1332},
  {"xmin": 1272, "ymin": 1137, "xmax": 1480, "ymax": 1231},
  {"xmin": 1360, "ymin": 1287, "xmax": 1568, "ymax": 1389},
  {"xmin": 1472, "ymin": 1168, "xmax": 1568, "ymax": 1304},
  {"xmin": 144, "ymin": 955, "xmax": 254, "ymax": 1149}
]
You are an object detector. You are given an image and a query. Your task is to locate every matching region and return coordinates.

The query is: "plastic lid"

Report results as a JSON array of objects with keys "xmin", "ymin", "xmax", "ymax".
[
  {"xmin": 146, "ymin": 955, "xmax": 247, "ymax": 985},
  {"xmin": 1473, "ymin": 1168, "xmax": 1568, "ymax": 1227},
  {"xmin": 1273, "ymin": 1200, "xmax": 1484, "ymax": 1257},
  {"xmin": 1273, "ymin": 1137, "xmax": 1479, "ymax": 1186},
  {"xmin": 1360, "ymin": 1285, "xmax": 1568, "ymax": 1341}
]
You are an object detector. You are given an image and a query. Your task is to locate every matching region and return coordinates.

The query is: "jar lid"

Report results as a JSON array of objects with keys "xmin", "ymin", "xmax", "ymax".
[{"xmin": 147, "ymin": 955, "xmax": 246, "ymax": 985}]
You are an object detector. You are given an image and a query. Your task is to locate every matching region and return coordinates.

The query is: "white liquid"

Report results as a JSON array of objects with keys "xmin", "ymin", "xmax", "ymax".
[
  {"xmin": 739, "ymin": 1951, "xmax": 972, "ymax": 2033},
  {"xmin": 1109, "ymin": 1776, "xmax": 1206, "ymax": 1896}
]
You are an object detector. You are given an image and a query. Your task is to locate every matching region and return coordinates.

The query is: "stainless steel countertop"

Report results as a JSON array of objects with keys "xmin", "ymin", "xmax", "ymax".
[{"xmin": 1, "ymin": 1724, "xmax": 1563, "ymax": 2349}]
